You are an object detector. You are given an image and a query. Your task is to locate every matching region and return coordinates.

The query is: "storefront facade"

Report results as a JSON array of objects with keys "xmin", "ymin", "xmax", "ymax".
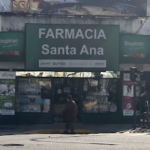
[
  {"xmin": 0, "ymin": 19, "xmax": 150, "ymax": 124},
  {"xmin": 0, "ymin": 75, "xmax": 122, "ymax": 125}
]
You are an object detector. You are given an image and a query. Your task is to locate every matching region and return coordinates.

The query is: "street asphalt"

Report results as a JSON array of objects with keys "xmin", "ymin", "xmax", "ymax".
[{"xmin": 0, "ymin": 133, "xmax": 149, "ymax": 150}]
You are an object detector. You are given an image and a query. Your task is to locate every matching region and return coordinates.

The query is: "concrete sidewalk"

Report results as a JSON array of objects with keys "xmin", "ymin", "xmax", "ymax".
[{"xmin": 0, "ymin": 123, "xmax": 136, "ymax": 135}]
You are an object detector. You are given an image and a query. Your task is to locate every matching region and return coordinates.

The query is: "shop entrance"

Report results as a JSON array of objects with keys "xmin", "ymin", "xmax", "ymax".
[{"xmin": 53, "ymin": 78, "xmax": 83, "ymax": 123}]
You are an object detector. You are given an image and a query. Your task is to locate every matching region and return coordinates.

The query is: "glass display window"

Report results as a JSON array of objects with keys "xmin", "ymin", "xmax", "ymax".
[
  {"xmin": 83, "ymin": 79, "xmax": 118, "ymax": 113},
  {"xmin": 16, "ymin": 78, "xmax": 51, "ymax": 113},
  {"xmin": 0, "ymin": 79, "xmax": 16, "ymax": 115}
]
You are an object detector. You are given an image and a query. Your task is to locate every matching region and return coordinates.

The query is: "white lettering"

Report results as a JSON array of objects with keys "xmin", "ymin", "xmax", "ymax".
[
  {"xmin": 42, "ymin": 44, "xmax": 49, "ymax": 55},
  {"xmin": 46, "ymin": 29, "xmax": 55, "ymax": 38},
  {"xmin": 97, "ymin": 47, "xmax": 104, "ymax": 55},
  {"xmin": 51, "ymin": 47, "xmax": 57, "ymax": 55},
  {"xmin": 80, "ymin": 45, "xmax": 89, "ymax": 55},
  {"xmin": 124, "ymin": 41, "xmax": 144, "ymax": 47},
  {"xmin": 97, "ymin": 29, "xmax": 106, "ymax": 39},
  {"xmin": 39, "ymin": 28, "xmax": 46, "ymax": 38},
  {"xmin": 65, "ymin": 29, "xmax": 75, "ymax": 39},
  {"xmin": 94, "ymin": 29, "xmax": 97, "ymax": 39},
  {"xmin": 58, "ymin": 47, "xmax": 65, "ymax": 55},
  {"xmin": 75, "ymin": 29, "xmax": 84, "ymax": 39},
  {"xmin": 70, "ymin": 47, "xmax": 76, "ymax": 55},
  {"xmin": 85, "ymin": 29, "xmax": 93, "ymax": 39},
  {"xmin": 65, "ymin": 45, "xmax": 69, "ymax": 55},
  {"xmin": 90, "ymin": 47, "xmax": 97, "ymax": 55},
  {"xmin": 56, "ymin": 29, "xmax": 64, "ymax": 39}
]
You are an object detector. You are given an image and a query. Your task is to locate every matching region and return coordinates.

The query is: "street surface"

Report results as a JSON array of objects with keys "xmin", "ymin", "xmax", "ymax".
[{"xmin": 0, "ymin": 133, "xmax": 149, "ymax": 150}]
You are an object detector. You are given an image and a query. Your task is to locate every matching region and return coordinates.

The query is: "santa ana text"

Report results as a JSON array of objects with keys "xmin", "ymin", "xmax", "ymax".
[{"xmin": 42, "ymin": 45, "xmax": 104, "ymax": 55}]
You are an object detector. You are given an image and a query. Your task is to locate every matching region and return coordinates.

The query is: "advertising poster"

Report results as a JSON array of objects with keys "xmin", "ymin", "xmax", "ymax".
[
  {"xmin": 0, "ymin": 72, "xmax": 16, "ymax": 115},
  {"xmin": 0, "ymin": 93, "xmax": 15, "ymax": 115},
  {"xmin": 0, "ymin": 32, "xmax": 24, "ymax": 61},
  {"xmin": 123, "ymin": 74, "xmax": 134, "ymax": 116},
  {"xmin": 12, "ymin": 0, "xmax": 30, "ymax": 12},
  {"xmin": 0, "ymin": 80, "xmax": 15, "ymax": 96},
  {"xmin": 0, "ymin": 79, "xmax": 15, "ymax": 115},
  {"xmin": 29, "ymin": 0, "xmax": 147, "ymax": 16},
  {"xmin": 0, "ymin": 0, "xmax": 11, "ymax": 12},
  {"xmin": 120, "ymin": 35, "xmax": 150, "ymax": 64},
  {"xmin": 0, "ymin": 96, "xmax": 15, "ymax": 109},
  {"xmin": 26, "ymin": 24, "xmax": 119, "ymax": 71}
]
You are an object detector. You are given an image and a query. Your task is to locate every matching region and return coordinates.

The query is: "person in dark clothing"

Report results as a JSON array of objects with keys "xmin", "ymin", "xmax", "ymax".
[
  {"xmin": 140, "ymin": 90, "xmax": 148, "ymax": 114},
  {"xmin": 62, "ymin": 95, "xmax": 77, "ymax": 134}
]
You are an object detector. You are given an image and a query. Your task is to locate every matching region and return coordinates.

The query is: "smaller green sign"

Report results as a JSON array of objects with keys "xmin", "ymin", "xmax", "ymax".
[
  {"xmin": 0, "ymin": 80, "xmax": 15, "ymax": 85},
  {"xmin": 0, "ymin": 96, "xmax": 15, "ymax": 110},
  {"xmin": 0, "ymin": 32, "xmax": 24, "ymax": 61},
  {"xmin": 120, "ymin": 35, "xmax": 150, "ymax": 64}
]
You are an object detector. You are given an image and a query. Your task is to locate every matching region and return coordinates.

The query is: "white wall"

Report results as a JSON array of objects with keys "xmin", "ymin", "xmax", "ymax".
[{"xmin": 1, "ymin": 16, "xmax": 142, "ymax": 34}]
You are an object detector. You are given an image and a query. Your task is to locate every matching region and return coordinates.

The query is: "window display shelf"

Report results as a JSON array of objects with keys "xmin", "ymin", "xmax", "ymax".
[
  {"xmin": 16, "ymin": 78, "xmax": 51, "ymax": 113},
  {"xmin": 19, "ymin": 103, "xmax": 41, "ymax": 105},
  {"xmin": 19, "ymin": 94, "xmax": 41, "ymax": 96},
  {"xmin": 83, "ymin": 78, "xmax": 118, "ymax": 113}
]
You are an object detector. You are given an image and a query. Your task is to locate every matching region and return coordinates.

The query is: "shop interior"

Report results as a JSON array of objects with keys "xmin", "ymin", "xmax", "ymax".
[{"xmin": 14, "ymin": 76, "xmax": 119, "ymax": 124}]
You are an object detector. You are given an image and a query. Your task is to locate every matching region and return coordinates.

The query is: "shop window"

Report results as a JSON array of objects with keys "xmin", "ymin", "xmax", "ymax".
[
  {"xmin": 16, "ymin": 78, "xmax": 51, "ymax": 113},
  {"xmin": 0, "ymin": 79, "xmax": 15, "ymax": 115},
  {"xmin": 83, "ymin": 79, "xmax": 118, "ymax": 113}
]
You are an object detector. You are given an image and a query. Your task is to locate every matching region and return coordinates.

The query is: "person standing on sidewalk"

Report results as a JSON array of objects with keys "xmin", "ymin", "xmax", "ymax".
[
  {"xmin": 62, "ymin": 95, "xmax": 77, "ymax": 134},
  {"xmin": 140, "ymin": 90, "xmax": 148, "ymax": 114}
]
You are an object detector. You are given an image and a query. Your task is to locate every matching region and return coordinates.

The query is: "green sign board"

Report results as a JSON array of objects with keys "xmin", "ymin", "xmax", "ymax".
[
  {"xmin": 0, "ymin": 32, "xmax": 24, "ymax": 61},
  {"xmin": 120, "ymin": 35, "xmax": 150, "ymax": 64},
  {"xmin": 26, "ymin": 24, "xmax": 119, "ymax": 71},
  {"xmin": 0, "ymin": 96, "xmax": 15, "ymax": 110}
]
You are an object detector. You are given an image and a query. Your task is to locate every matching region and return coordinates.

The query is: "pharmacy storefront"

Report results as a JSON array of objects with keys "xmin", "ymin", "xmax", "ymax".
[{"xmin": 0, "ymin": 24, "xmax": 123, "ymax": 124}]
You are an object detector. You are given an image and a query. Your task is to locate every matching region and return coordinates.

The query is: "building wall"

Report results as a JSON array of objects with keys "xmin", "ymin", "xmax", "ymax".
[
  {"xmin": 1, "ymin": 16, "xmax": 142, "ymax": 34},
  {"xmin": 0, "ymin": 15, "xmax": 149, "ymax": 70}
]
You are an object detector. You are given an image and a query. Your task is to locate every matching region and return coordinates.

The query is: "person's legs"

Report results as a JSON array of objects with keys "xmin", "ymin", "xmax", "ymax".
[
  {"xmin": 65, "ymin": 122, "xmax": 69, "ymax": 130},
  {"xmin": 63, "ymin": 122, "xmax": 69, "ymax": 133},
  {"xmin": 69, "ymin": 122, "xmax": 75, "ymax": 133}
]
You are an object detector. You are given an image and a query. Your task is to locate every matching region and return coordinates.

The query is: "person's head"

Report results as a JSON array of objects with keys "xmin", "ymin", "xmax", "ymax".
[{"xmin": 67, "ymin": 95, "xmax": 72, "ymax": 101}]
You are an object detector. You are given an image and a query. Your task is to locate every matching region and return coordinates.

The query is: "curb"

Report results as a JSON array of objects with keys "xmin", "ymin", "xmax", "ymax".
[{"xmin": 23, "ymin": 129, "xmax": 101, "ymax": 134}]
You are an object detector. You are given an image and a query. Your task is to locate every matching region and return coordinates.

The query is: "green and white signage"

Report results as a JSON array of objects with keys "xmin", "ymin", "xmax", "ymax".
[
  {"xmin": 0, "ymin": 79, "xmax": 15, "ymax": 115},
  {"xmin": 0, "ymin": 95, "xmax": 15, "ymax": 115},
  {"xmin": 0, "ymin": 32, "xmax": 24, "ymax": 61},
  {"xmin": 26, "ymin": 24, "xmax": 119, "ymax": 71},
  {"xmin": 120, "ymin": 35, "xmax": 150, "ymax": 63}
]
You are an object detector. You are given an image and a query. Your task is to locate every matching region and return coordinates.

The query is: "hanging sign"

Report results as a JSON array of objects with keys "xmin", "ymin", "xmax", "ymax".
[
  {"xmin": 26, "ymin": 24, "xmax": 119, "ymax": 71},
  {"xmin": 122, "ymin": 73, "xmax": 141, "ymax": 116},
  {"xmin": 0, "ymin": 72, "xmax": 16, "ymax": 79},
  {"xmin": 120, "ymin": 35, "xmax": 150, "ymax": 64},
  {"xmin": 0, "ymin": 32, "xmax": 24, "ymax": 62}
]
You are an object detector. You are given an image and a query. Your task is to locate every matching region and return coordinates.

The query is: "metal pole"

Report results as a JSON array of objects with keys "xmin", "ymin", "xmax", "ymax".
[{"xmin": 133, "ymin": 82, "xmax": 136, "ymax": 129}]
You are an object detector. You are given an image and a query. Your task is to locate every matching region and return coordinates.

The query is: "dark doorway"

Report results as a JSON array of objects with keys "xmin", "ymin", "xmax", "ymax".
[{"xmin": 53, "ymin": 78, "xmax": 83, "ymax": 123}]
